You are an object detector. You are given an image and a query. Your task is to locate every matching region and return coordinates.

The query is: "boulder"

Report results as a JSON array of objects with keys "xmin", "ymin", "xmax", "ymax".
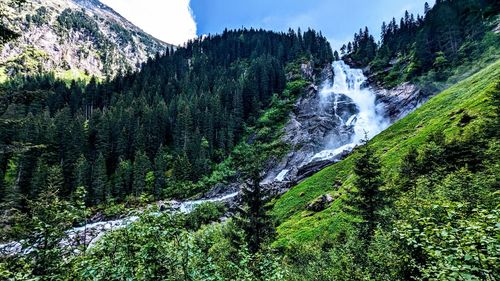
[{"xmin": 306, "ymin": 194, "xmax": 334, "ymax": 212}]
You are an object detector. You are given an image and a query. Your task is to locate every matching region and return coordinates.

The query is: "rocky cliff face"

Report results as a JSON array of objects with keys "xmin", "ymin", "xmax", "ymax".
[
  {"xmin": 375, "ymin": 82, "xmax": 432, "ymax": 122},
  {"xmin": 0, "ymin": 0, "xmax": 174, "ymax": 79},
  {"xmin": 261, "ymin": 61, "xmax": 431, "ymax": 195}
]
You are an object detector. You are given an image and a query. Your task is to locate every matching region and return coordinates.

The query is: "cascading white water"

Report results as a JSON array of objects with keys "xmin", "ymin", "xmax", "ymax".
[
  {"xmin": 0, "ymin": 192, "xmax": 239, "ymax": 255},
  {"xmin": 311, "ymin": 61, "xmax": 390, "ymax": 162}
]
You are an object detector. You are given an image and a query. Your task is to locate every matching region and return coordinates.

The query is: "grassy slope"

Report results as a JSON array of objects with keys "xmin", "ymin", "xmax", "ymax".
[{"xmin": 271, "ymin": 59, "xmax": 500, "ymax": 247}]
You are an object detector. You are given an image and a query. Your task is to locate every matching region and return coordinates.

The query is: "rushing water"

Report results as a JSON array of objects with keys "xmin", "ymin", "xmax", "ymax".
[
  {"xmin": 311, "ymin": 61, "xmax": 390, "ymax": 162},
  {"xmin": 0, "ymin": 192, "xmax": 239, "ymax": 255}
]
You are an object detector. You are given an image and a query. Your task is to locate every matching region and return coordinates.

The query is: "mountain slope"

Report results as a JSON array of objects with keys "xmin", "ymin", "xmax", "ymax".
[
  {"xmin": 0, "ymin": 0, "xmax": 173, "ymax": 80},
  {"xmin": 271, "ymin": 58, "xmax": 500, "ymax": 246}
]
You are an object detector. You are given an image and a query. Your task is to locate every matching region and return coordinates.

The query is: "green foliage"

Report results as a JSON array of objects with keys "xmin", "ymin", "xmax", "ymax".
[
  {"xmin": 233, "ymin": 142, "xmax": 276, "ymax": 253},
  {"xmin": 57, "ymin": 9, "xmax": 103, "ymax": 42},
  {"xmin": 4, "ymin": 46, "xmax": 48, "ymax": 77},
  {"xmin": 271, "ymin": 59, "xmax": 500, "ymax": 279},
  {"xmin": 353, "ymin": 138, "xmax": 384, "ymax": 236},
  {"xmin": 397, "ymin": 204, "xmax": 499, "ymax": 280},
  {"xmin": 71, "ymin": 211, "xmax": 284, "ymax": 281},
  {"xmin": 343, "ymin": 0, "xmax": 500, "ymax": 87},
  {"xmin": 185, "ymin": 202, "xmax": 226, "ymax": 231},
  {"xmin": 0, "ymin": 28, "xmax": 331, "ymax": 207}
]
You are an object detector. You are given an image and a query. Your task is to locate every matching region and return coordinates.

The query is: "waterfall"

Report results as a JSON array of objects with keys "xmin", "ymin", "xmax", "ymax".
[{"xmin": 311, "ymin": 61, "xmax": 390, "ymax": 162}]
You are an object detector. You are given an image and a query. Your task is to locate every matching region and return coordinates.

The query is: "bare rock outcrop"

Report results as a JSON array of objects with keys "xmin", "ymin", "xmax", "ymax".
[{"xmin": 0, "ymin": 0, "xmax": 173, "ymax": 79}]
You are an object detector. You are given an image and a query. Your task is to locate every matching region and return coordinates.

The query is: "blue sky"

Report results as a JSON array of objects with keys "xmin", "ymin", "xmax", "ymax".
[
  {"xmin": 101, "ymin": 0, "xmax": 433, "ymax": 49},
  {"xmin": 191, "ymin": 0, "xmax": 433, "ymax": 50}
]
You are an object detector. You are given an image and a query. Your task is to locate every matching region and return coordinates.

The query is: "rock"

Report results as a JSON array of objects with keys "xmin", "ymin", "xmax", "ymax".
[
  {"xmin": 306, "ymin": 194, "xmax": 334, "ymax": 212},
  {"xmin": 374, "ymin": 82, "xmax": 432, "ymax": 122},
  {"xmin": 0, "ymin": 0, "xmax": 173, "ymax": 79},
  {"xmin": 300, "ymin": 61, "xmax": 314, "ymax": 80}
]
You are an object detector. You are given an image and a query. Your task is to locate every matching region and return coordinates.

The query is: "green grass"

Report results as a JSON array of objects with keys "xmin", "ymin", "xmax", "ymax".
[
  {"xmin": 271, "ymin": 59, "xmax": 500, "ymax": 247},
  {"xmin": 56, "ymin": 69, "xmax": 92, "ymax": 83}
]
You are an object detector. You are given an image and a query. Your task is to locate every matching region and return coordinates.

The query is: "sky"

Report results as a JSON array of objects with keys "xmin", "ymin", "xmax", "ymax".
[{"xmin": 101, "ymin": 0, "xmax": 433, "ymax": 50}]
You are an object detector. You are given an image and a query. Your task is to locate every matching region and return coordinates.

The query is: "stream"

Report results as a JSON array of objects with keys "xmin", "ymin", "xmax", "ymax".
[{"xmin": 1, "ymin": 60, "xmax": 425, "ymax": 256}]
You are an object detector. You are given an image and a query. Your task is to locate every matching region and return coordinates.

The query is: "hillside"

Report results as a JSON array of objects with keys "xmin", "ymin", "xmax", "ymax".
[
  {"xmin": 0, "ymin": 0, "xmax": 173, "ymax": 80},
  {"xmin": 271, "ymin": 59, "xmax": 500, "ymax": 279},
  {"xmin": 273, "ymin": 59, "xmax": 500, "ymax": 242},
  {"xmin": 0, "ymin": 0, "xmax": 499, "ymax": 280}
]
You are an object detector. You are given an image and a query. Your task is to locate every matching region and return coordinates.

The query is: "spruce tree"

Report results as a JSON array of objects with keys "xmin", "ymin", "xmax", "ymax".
[
  {"xmin": 353, "ymin": 139, "xmax": 384, "ymax": 237},
  {"xmin": 399, "ymin": 147, "xmax": 420, "ymax": 197},
  {"xmin": 27, "ymin": 182, "xmax": 73, "ymax": 278},
  {"xmin": 233, "ymin": 142, "xmax": 274, "ymax": 253},
  {"xmin": 91, "ymin": 153, "xmax": 108, "ymax": 205},
  {"xmin": 132, "ymin": 150, "xmax": 151, "ymax": 196},
  {"xmin": 489, "ymin": 81, "xmax": 500, "ymax": 138}
]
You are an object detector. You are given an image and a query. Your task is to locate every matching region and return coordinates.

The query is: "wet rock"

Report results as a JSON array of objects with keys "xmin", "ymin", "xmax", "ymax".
[
  {"xmin": 375, "ymin": 82, "xmax": 432, "ymax": 122},
  {"xmin": 203, "ymin": 183, "xmax": 240, "ymax": 199}
]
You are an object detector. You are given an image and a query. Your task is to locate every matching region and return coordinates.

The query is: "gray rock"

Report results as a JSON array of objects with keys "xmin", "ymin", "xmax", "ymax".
[
  {"xmin": 374, "ymin": 82, "xmax": 432, "ymax": 122},
  {"xmin": 306, "ymin": 194, "xmax": 334, "ymax": 212},
  {"xmin": 0, "ymin": 0, "xmax": 173, "ymax": 79}
]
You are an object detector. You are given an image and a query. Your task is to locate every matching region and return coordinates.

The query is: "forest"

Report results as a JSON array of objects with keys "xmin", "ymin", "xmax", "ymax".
[
  {"xmin": 0, "ymin": 0, "xmax": 499, "ymax": 280},
  {"xmin": 342, "ymin": 0, "xmax": 499, "ymax": 86},
  {"xmin": 0, "ymin": 28, "xmax": 332, "ymax": 209}
]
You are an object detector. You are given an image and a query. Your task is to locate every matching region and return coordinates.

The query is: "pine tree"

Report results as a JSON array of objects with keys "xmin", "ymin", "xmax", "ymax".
[
  {"xmin": 399, "ymin": 147, "xmax": 420, "ymax": 197},
  {"xmin": 153, "ymin": 147, "xmax": 170, "ymax": 199},
  {"xmin": 113, "ymin": 159, "xmax": 133, "ymax": 199},
  {"xmin": 75, "ymin": 155, "xmax": 88, "ymax": 187},
  {"xmin": 132, "ymin": 150, "xmax": 151, "ymax": 196},
  {"xmin": 233, "ymin": 142, "xmax": 274, "ymax": 253},
  {"xmin": 27, "ymin": 184, "xmax": 73, "ymax": 278},
  {"xmin": 172, "ymin": 152, "xmax": 192, "ymax": 182},
  {"xmin": 30, "ymin": 157, "xmax": 49, "ymax": 199},
  {"xmin": 489, "ymin": 81, "xmax": 500, "ymax": 138},
  {"xmin": 333, "ymin": 50, "xmax": 340, "ymax": 61},
  {"xmin": 424, "ymin": 2, "xmax": 431, "ymax": 15},
  {"xmin": 91, "ymin": 153, "xmax": 108, "ymax": 205},
  {"xmin": 353, "ymin": 139, "xmax": 384, "ymax": 237}
]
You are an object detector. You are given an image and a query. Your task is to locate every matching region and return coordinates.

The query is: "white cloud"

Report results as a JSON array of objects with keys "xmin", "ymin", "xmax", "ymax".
[{"xmin": 100, "ymin": 0, "xmax": 197, "ymax": 45}]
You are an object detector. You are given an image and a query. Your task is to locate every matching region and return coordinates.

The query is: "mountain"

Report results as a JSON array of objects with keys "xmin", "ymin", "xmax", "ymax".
[
  {"xmin": 0, "ymin": 0, "xmax": 499, "ymax": 280},
  {"xmin": 0, "ymin": 0, "xmax": 173, "ymax": 80},
  {"xmin": 270, "ymin": 58, "xmax": 500, "ymax": 280}
]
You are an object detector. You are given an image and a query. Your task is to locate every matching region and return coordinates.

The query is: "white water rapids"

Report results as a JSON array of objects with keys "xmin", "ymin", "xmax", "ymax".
[
  {"xmin": 310, "ymin": 61, "xmax": 390, "ymax": 162},
  {"xmin": 0, "ymin": 192, "xmax": 239, "ymax": 255}
]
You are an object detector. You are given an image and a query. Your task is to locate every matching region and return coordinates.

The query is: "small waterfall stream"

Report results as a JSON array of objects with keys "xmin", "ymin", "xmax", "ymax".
[{"xmin": 0, "ymin": 192, "xmax": 239, "ymax": 255}]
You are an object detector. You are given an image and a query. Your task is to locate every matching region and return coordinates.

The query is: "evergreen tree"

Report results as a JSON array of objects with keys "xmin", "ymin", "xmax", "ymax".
[
  {"xmin": 399, "ymin": 147, "xmax": 420, "ymax": 196},
  {"xmin": 424, "ymin": 2, "xmax": 431, "ymax": 15},
  {"xmin": 172, "ymin": 152, "xmax": 192, "ymax": 182},
  {"xmin": 114, "ymin": 159, "xmax": 132, "ymax": 199},
  {"xmin": 91, "ymin": 153, "xmax": 108, "ymax": 205},
  {"xmin": 353, "ymin": 138, "xmax": 384, "ymax": 237},
  {"xmin": 489, "ymin": 81, "xmax": 500, "ymax": 138},
  {"xmin": 26, "ymin": 185, "xmax": 73, "ymax": 278},
  {"xmin": 132, "ymin": 150, "xmax": 151, "ymax": 196},
  {"xmin": 233, "ymin": 142, "xmax": 274, "ymax": 253}
]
